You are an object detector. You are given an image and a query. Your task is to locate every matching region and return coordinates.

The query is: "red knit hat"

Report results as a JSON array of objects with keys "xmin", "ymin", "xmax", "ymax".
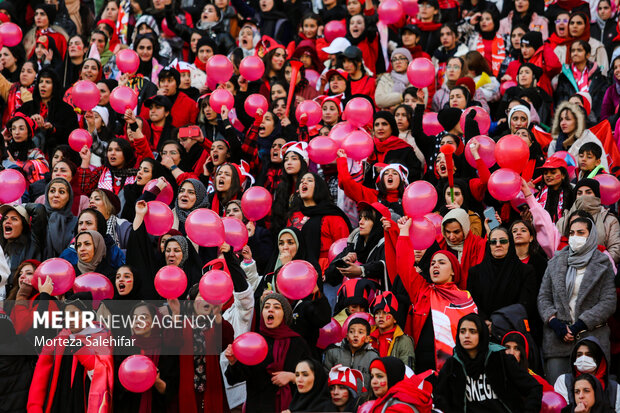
[{"xmin": 431, "ymin": 250, "xmax": 462, "ymax": 285}]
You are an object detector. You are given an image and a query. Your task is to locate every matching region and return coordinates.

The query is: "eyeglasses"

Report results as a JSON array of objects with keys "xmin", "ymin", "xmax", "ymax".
[
  {"xmin": 555, "ymin": 18, "xmax": 569, "ymax": 24},
  {"xmin": 391, "ymin": 57, "xmax": 409, "ymax": 63},
  {"xmin": 419, "ymin": 3, "xmax": 433, "ymax": 8},
  {"xmin": 446, "ymin": 64, "xmax": 461, "ymax": 70},
  {"xmin": 488, "ymin": 239, "xmax": 509, "ymax": 245}
]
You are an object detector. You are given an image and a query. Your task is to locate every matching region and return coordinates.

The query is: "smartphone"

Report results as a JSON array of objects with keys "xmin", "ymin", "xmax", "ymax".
[
  {"xmin": 179, "ymin": 125, "xmax": 201, "ymax": 139},
  {"xmin": 483, "ymin": 206, "xmax": 500, "ymax": 231},
  {"xmin": 333, "ymin": 259, "xmax": 349, "ymax": 268}
]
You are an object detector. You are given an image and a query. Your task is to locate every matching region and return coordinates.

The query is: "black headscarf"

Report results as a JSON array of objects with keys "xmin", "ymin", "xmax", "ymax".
[
  {"xmin": 300, "ymin": 201, "xmax": 352, "ymax": 267},
  {"xmin": 354, "ymin": 206, "xmax": 384, "ymax": 263},
  {"xmin": 369, "ymin": 356, "xmax": 406, "ymax": 389},
  {"xmin": 454, "ymin": 313, "xmax": 489, "ymax": 378},
  {"xmin": 288, "ymin": 359, "xmax": 331, "ymax": 412},
  {"xmin": 567, "ymin": 374, "xmax": 615, "ymax": 413},
  {"xmin": 373, "ymin": 111, "xmax": 399, "ymax": 138}
]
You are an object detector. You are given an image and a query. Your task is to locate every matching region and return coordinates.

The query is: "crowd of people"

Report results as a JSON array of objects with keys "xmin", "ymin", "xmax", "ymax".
[{"xmin": 0, "ymin": 0, "xmax": 619, "ymax": 411}]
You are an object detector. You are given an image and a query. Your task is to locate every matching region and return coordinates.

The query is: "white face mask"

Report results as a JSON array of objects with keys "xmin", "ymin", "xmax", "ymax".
[
  {"xmin": 574, "ymin": 355, "xmax": 597, "ymax": 373},
  {"xmin": 569, "ymin": 235, "xmax": 587, "ymax": 252}
]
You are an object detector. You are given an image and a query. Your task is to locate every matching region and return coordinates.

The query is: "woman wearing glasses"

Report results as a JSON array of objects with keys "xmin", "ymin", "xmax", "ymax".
[
  {"xmin": 375, "ymin": 48, "xmax": 413, "ymax": 109},
  {"xmin": 466, "ymin": 226, "xmax": 538, "ymax": 332}
]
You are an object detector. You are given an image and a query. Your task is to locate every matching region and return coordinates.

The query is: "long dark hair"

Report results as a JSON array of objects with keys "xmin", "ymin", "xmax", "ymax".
[
  {"xmin": 509, "ymin": 219, "xmax": 544, "ymax": 258},
  {"xmin": 537, "ymin": 166, "xmax": 574, "ymax": 222},
  {"xmin": 290, "ymin": 171, "xmax": 332, "ymax": 212},
  {"xmin": 105, "ymin": 137, "xmax": 137, "ymax": 170},
  {"xmin": 215, "ymin": 163, "xmax": 242, "ymax": 206},
  {"xmin": 32, "ymin": 66, "xmax": 62, "ymax": 105}
]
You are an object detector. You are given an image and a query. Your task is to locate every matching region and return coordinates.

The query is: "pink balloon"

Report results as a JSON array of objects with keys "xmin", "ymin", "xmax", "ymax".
[
  {"xmin": 459, "ymin": 106, "xmax": 491, "ymax": 135},
  {"xmin": 119, "ymin": 355, "xmax": 157, "ymax": 393},
  {"xmin": 209, "ymin": 88, "xmax": 234, "ymax": 113},
  {"xmin": 154, "ymin": 265, "xmax": 188, "ymax": 299},
  {"xmin": 244, "ymin": 93, "xmax": 268, "ymax": 117},
  {"xmin": 68, "ymin": 129, "xmax": 92, "ymax": 152},
  {"xmin": 328, "ymin": 238, "xmax": 348, "ymax": 262},
  {"xmin": 0, "ymin": 169, "xmax": 26, "ymax": 203},
  {"xmin": 328, "ymin": 122, "xmax": 356, "ymax": 148},
  {"xmin": 541, "ymin": 391, "xmax": 568, "ymax": 413},
  {"xmin": 510, "ymin": 191, "xmax": 527, "ymax": 212},
  {"xmin": 488, "ymin": 169, "xmax": 521, "ymax": 201},
  {"xmin": 324, "ymin": 20, "xmax": 347, "ymax": 43},
  {"xmin": 186, "ymin": 209, "xmax": 225, "ymax": 247},
  {"xmin": 308, "ymin": 136, "xmax": 338, "ymax": 164},
  {"xmin": 206, "ymin": 55, "xmax": 233, "ymax": 84},
  {"xmin": 464, "ymin": 135, "xmax": 496, "ymax": 168},
  {"xmin": 401, "ymin": 0, "xmax": 419, "ymax": 15},
  {"xmin": 109, "ymin": 86, "xmax": 138, "ymax": 114},
  {"xmin": 277, "ymin": 260, "xmax": 317, "ymax": 300},
  {"xmin": 0, "ymin": 22, "xmax": 22, "ymax": 47},
  {"xmin": 116, "ymin": 49, "xmax": 140, "ymax": 74},
  {"xmin": 143, "ymin": 179, "xmax": 174, "ymax": 205},
  {"xmin": 342, "ymin": 312, "xmax": 375, "ymax": 338},
  {"xmin": 495, "ymin": 134, "xmax": 529, "ymax": 173},
  {"xmin": 343, "ymin": 130, "xmax": 373, "ymax": 161},
  {"xmin": 239, "ymin": 55, "xmax": 265, "ymax": 81},
  {"xmin": 199, "ymin": 269, "xmax": 233, "ymax": 304},
  {"xmin": 403, "ymin": 181, "xmax": 437, "ymax": 217},
  {"xmin": 378, "ymin": 0, "xmax": 403, "ymax": 24},
  {"xmin": 73, "ymin": 272, "xmax": 114, "ymax": 307},
  {"xmin": 296, "ymin": 100, "xmax": 322, "ymax": 126},
  {"xmin": 72, "ymin": 80, "xmax": 100, "ymax": 112},
  {"xmin": 424, "ymin": 212, "xmax": 443, "ymax": 240},
  {"xmin": 500, "ymin": 80, "xmax": 517, "ymax": 96},
  {"xmin": 222, "ymin": 217, "xmax": 249, "ymax": 251},
  {"xmin": 241, "ymin": 186, "xmax": 272, "ymax": 221},
  {"xmin": 305, "ymin": 69, "xmax": 320, "ymax": 88},
  {"xmin": 144, "ymin": 201, "xmax": 174, "ymax": 236},
  {"xmin": 232, "ymin": 332, "xmax": 268, "ymax": 365},
  {"xmin": 594, "ymin": 174, "xmax": 620, "ymax": 205},
  {"xmin": 422, "ymin": 112, "xmax": 444, "ymax": 136},
  {"xmin": 317, "ymin": 318, "xmax": 343, "ymax": 349},
  {"xmin": 409, "ymin": 216, "xmax": 436, "ymax": 250},
  {"xmin": 228, "ymin": 108, "xmax": 245, "ymax": 132},
  {"xmin": 33, "ymin": 258, "xmax": 75, "ymax": 296},
  {"xmin": 407, "ymin": 58, "xmax": 434, "ymax": 88},
  {"xmin": 205, "ymin": 74, "xmax": 219, "ymax": 91},
  {"xmin": 343, "ymin": 97, "xmax": 373, "ymax": 128}
]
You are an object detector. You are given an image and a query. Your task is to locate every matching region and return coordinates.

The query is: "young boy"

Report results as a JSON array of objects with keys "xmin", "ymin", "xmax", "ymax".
[
  {"xmin": 369, "ymin": 292, "xmax": 415, "ymax": 369},
  {"xmin": 575, "ymin": 142, "xmax": 604, "ymax": 182},
  {"xmin": 324, "ymin": 318, "xmax": 379, "ymax": 388}
]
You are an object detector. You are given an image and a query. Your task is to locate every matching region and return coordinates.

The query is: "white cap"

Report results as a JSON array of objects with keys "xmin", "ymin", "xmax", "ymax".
[
  {"xmin": 92, "ymin": 106, "xmax": 109, "ymax": 126},
  {"xmin": 322, "ymin": 37, "xmax": 351, "ymax": 55}
]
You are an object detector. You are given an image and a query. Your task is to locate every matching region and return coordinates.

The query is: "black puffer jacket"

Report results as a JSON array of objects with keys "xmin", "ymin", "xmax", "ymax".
[
  {"xmin": 555, "ymin": 64, "xmax": 609, "ymax": 120},
  {"xmin": 0, "ymin": 335, "xmax": 36, "ymax": 412}
]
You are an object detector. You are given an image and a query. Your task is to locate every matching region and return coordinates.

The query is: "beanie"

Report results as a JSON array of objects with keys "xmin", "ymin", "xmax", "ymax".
[
  {"xmin": 574, "ymin": 178, "xmax": 601, "ymax": 198},
  {"xmin": 261, "ymin": 292, "xmax": 293, "ymax": 325},
  {"xmin": 437, "ymin": 107, "xmax": 462, "ymax": 131},
  {"xmin": 520, "ymin": 31, "xmax": 543, "ymax": 51}
]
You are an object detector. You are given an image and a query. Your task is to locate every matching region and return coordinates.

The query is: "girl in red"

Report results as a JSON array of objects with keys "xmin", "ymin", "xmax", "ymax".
[
  {"xmin": 467, "ymin": 7, "xmax": 507, "ymax": 77},
  {"xmin": 287, "ymin": 172, "xmax": 352, "ymax": 272},
  {"xmin": 342, "ymin": 45, "xmax": 376, "ymax": 97},
  {"xmin": 385, "ymin": 217, "xmax": 477, "ymax": 373},
  {"xmin": 0, "ymin": 61, "xmax": 38, "ymax": 126},
  {"xmin": 345, "ymin": 15, "xmax": 380, "ymax": 75},
  {"xmin": 209, "ymin": 163, "xmax": 247, "ymax": 216}
]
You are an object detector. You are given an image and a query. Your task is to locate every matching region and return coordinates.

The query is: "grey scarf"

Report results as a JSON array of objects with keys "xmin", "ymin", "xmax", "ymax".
[
  {"xmin": 174, "ymin": 179, "xmax": 209, "ymax": 226},
  {"xmin": 566, "ymin": 219, "xmax": 598, "ymax": 299},
  {"xmin": 44, "ymin": 178, "xmax": 77, "ymax": 258}
]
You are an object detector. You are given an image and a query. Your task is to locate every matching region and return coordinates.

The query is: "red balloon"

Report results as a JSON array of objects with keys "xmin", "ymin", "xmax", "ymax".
[
  {"xmin": 422, "ymin": 112, "xmax": 443, "ymax": 136},
  {"xmin": 328, "ymin": 122, "xmax": 356, "ymax": 148},
  {"xmin": 401, "ymin": 0, "xmax": 419, "ymax": 15},
  {"xmin": 495, "ymin": 134, "xmax": 529, "ymax": 173},
  {"xmin": 154, "ymin": 265, "xmax": 187, "ymax": 299},
  {"xmin": 143, "ymin": 179, "xmax": 174, "ymax": 205},
  {"xmin": 409, "ymin": 216, "xmax": 436, "ymax": 249},
  {"xmin": 33, "ymin": 258, "xmax": 76, "ymax": 296},
  {"xmin": 407, "ymin": 58, "xmax": 434, "ymax": 88},
  {"xmin": 308, "ymin": 136, "xmax": 338, "ymax": 164},
  {"xmin": 344, "ymin": 98, "xmax": 373, "ymax": 128},
  {"xmin": 241, "ymin": 186, "xmax": 272, "ymax": 221},
  {"xmin": 0, "ymin": 22, "xmax": 22, "ymax": 47},
  {"xmin": 464, "ymin": 135, "xmax": 496, "ymax": 168},
  {"xmin": 199, "ymin": 269, "xmax": 233, "ymax": 304},
  {"xmin": 72, "ymin": 80, "xmax": 100, "ymax": 112},
  {"xmin": 343, "ymin": 130, "xmax": 373, "ymax": 161},
  {"xmin": 296, "ymin": 100, "xmax": 322, "ymax": 126},
  {"xmin": 73, "ymin": 272, "xmax": 114, "ymax": 307},
  {"xmin": 541, "ymin": 391, "xmax": 567, "ymax": 413},
  {"xmin": 342, "ymin": 312, "xmax": 375, "ymax": 338},
  {"xmin": 209, "ymin": 88, "xmax": 234, "ymax": 113},
  {"xmin": 324, "ymin": 20, "xmax": 347, "ymax": 43},
  {"xmin": 0, "ymin": 168, "xmax": 26, "ymax": 203},
  {"xmin": 109, "ymin": 86, "xmax": 138, "ymax": 114},
  {"xmin": 116, "ymin": 49, "xmax": 140, "ymax": 74},
  {"xmin": 378, "ymin": 0, "xmax": 404, "ymax": 24},
  {"xmin": 244, "ymin": 93, "xmax": 268, "ymax": 117},
  {"xmin": 488, "ymin": 169, "xmax": 521, "ymax": 201},
  {"xmin": 328, "ymin": 238, "xmax": 348, "ymax": 262},
  {"xmin": 239, "ymin": 55, "xmax": 265, "ymax": 81},
  {"xmin": 68, "ymin": 129, "xmax": 93, "ymax": 152},
  {"xmin": 186, "ymin": 209, "xmax": 225, "ymax": 247},
  {"xmin": 222, "ymin": 217, "xmax": 249, "ymax": 251},
  {"xmin": 317, "ymin": 318, "xmax": 342, "ymax": 349},
  {"xmin": 277, "ymin": 260, "xmax": 317, "ymax": 300},
  {"xmin": 424, "ymin": 212, "xmax": 443, "ymax": 240},
  {"xmin": 500, "ymin": 80, "xmax": 517, "ymax": 96},
  {"xmin": 206, "ymin": 55, "xmax": 233, "ymax": 84},
  {"xmin": 144, "ymin": 201, "xmax": 174, "ymax": 236},
  {"xmin": 305, "ymin": 69, "xmax": 320, "ymax": 88},
  {"xmin": 232, "ymin": 332, "xmax": 268, "ymax": 365},
  {"xmin": 403, "ymin": 181, "xmax": 437, "ymax": 217},
  {"xmin": 119, "ymin": 355, "xmax": 157, "ymax": 393},
  {"xmin": 594, "ymin": 174, "xmax": 620, "ymax": 205},
  {"xmin": 459, "ymin": 106, "xmax": 491, "ymax": 135}
]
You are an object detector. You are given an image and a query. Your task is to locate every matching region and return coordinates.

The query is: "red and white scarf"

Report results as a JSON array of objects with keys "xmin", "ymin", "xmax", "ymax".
[
  {"xmin": 571, "ymin": 63, "xmax": 589, "ymax": 92},
  {"xmin": 475, "ymin": 34, "xmax": 506, "ymax": 77},
  {"xmin": 536, "ymin": 187, "xmax": 564, "ymax": 220},
  {"xmin": 97, "ymin": 168, "xmax": 136, "ymax": 194}
]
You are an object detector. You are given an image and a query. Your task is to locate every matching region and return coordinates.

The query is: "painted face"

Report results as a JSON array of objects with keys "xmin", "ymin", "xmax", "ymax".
[
  {"xmin": 270, "ymin": 48, "xmax": 286, "ymax": 71},
  {"xmin": 97, "ymin": 82, "xmax": 111, "ymax": 106},
  {"xmin": 330, "ymin": 384, "xmax": 350, "ymax": 408},
  {"xmin": 34, "ymin": 9, "xmax": 50, "ymax": 28},
  {"xmin": 132, "ymin": 305, "xmax": 153, "ymax": 336},
  {"xmin": 346, "ymin": 323, "xmax": 368, "ymax": 349},
  {"xmin": 370, "ymin": 368, "xmax": 388, "ymax": 398},
  {"xmin": 555, "ymin": 14, "xmax": 569, "ymax": 37},
  {"xmin": 542, "ymin": 168, "xmax": 563, "ymax": 189},
  {"xmin": 91, "ymin": 33, "xmax": 106, "ymax": 54},
  {"xmin": 510, "ymin": 110, "xmax": 529, "ymax": 132},
  {"xmin": 52, "ymin": 161, "xmax": 73, "ymax": 181},
  {"xmin": 374, "ymin": 309, "xmax": 396, "ymax": 331},
  {"xmin": 479, "ymin": 12, "xmax": 494, "ymax": 32}
]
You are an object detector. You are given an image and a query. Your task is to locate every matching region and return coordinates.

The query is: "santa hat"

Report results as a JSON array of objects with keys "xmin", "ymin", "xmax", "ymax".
[
  {"xmin": 576, "ymin": 91, "xmax": 592, "ymax": 116},
  {"xmin": 376, "ymin": 163, "xmax": 409, "ymax": 186},
  {"xmin": 328, "ymin": 365, "xmax": 366, "ymax": 393},
  {"xmin": 221, "ymin": 162, "xmax": 253, "ymax": 186},
  {"xmin": 239, "ymin": 160, "xmax": 254, "ymax": 186},
  {"xmin": 317, "ymin": 94, "xmax": 343, "ymax": 114},
  {"xmin": 168, "ymin": 58, "xmax": 191, "ymax": 74},
  {"xmin": 281, "ymin": 141, "xmax": 309, "ymax": 164}
]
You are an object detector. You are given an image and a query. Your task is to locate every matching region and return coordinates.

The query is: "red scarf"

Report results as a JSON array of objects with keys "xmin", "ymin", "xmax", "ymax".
[
  {"xmin": 415, "ymin": 21, "xmax": 442, "ymax": 32},
  {"xmin": 371, "ymin": 136, "xmax": 412, "ymax": 163},
  {"xmin": 370, "ymin": 327, "xmax": 396, "ymax": 357},
  {"xmin": 151, "ymin": 124, "xmax": 163, "ymax": 150},
  {"xmin": 536, "ymin": 187, "xmax": 564, "ymax": 221},
  {"xmin": 547, "ymin": 33, "xmax": 572, "ymax": 47},
  {"xmin": 476, "ymin": 34, "xmax": 505, "ymax": 76},
  {"xmin": 194, "ymin": 56, "xmax": 207, "ymax": 72}
]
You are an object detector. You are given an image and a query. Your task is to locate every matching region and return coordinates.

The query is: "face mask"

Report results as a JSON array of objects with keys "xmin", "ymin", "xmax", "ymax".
[
  {"xmin": 574, "ymin": 355, "xmax": 597, "ymax": 373},
  {"xmin": 569, "ymin": 235, "xmax": 587, "ymax": 252}
]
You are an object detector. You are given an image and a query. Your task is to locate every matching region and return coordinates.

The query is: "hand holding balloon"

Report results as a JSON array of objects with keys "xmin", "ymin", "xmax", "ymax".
[
  {"xmin": 224, "ymin": 344, "xmax": 237, "ymax": 365},
  {"xmin": 38, "ymin": 276, "xmax": 54, "ymax": 295},
  {"xmin": 397, "ymin": 216, "xmax": 412, "ymax": 236}
]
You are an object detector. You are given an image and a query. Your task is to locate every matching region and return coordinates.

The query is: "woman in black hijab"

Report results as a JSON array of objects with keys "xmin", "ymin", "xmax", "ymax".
[{"xmin": 287, "ymin": 359, "xmax": 331, "ymax": 412}]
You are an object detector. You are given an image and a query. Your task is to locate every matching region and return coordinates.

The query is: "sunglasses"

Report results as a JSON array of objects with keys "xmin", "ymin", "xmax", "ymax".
[{"xmin": 488, "ymin": 239, "xmax": 509, "ymax": 245}]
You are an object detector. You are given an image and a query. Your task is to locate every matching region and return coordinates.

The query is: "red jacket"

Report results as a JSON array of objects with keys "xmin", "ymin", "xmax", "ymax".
[
  {"xmin": 350, "ymin": 75, "xmax": 376, "ymax": 98},
  {"xmin": 505, "ymin": 44, "xmax": 561, "ymax": 98},
  {"xmin": 438, "ymin": 234, "xmax": 486, "ymax": 289},
  {"xmin": 139, "ymin": 91, "xmax": 199, "ymax": 129},
  {"xmin": 355, "ymin": 37, "xmax": 380, "ymax": 75},
  {"xmin": 369, "ymin": 373, "xmax": 434, "ymax": 413}
]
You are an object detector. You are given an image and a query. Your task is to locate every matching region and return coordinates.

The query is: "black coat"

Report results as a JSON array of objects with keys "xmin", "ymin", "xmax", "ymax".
[
  {"xmin": 20, "ymin": 99, "xmax": 79, "ymax": 156},
  {"xmin": 324, "ymin": 235, "xmax": 387, "ymax": 287},
  {"xmin": 591, "ymin": 20, "xmax": 618, "ymax": 59},
  {"xmin": 0, "ymin": 339, "xmax": 36, "ymax": 413},
  {"xmin": 555, "ymin": 66, "xmax": 609, "ymax": 120},
  {"xmin": 291, "ymin": 294, "xmax": 332, "ymax": 359}
]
